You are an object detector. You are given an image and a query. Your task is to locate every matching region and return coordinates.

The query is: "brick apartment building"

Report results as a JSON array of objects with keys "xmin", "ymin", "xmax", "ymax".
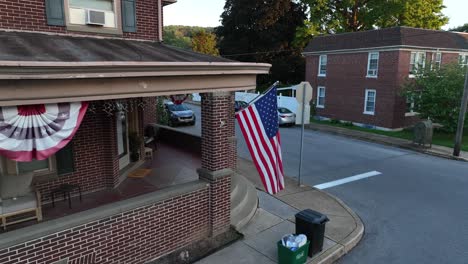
[
  {"xmin": 304, "ymin": 27, "xmax": 468, "ymax": 130},
  {"xmin": 0, "ymin": 1, "xmax": 269, "ymax": 263}
]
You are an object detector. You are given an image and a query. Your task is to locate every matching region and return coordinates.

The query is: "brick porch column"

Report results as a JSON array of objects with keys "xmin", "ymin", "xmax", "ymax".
[{"xmin": 198, "ymin": 91, "xmax": 236, "ymax": 236}]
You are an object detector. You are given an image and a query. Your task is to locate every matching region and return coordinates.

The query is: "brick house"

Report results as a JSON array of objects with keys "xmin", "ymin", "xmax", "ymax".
[
  {"xmin": 0, "ymin": 1, "xmax": 270, "ymax": 263},
  {"xmin": 304, "ymin": 27, "xmax": 468, "ymax": 130}
]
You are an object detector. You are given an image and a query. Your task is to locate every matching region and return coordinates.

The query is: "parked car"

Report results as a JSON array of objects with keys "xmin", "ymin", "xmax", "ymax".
[
  {"xmin": 235, "ymin": 100, "xmax": 249, "ymax": 112},
  {"xmin": 278, "ymin": 107, "xmax": 296, "ymax": 126},
  {"xmin": 164, "ymin": 102, "xmax": 196, "ymax": 126}
]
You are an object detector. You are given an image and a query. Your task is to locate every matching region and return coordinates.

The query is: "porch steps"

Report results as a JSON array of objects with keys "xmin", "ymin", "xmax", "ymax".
[{"xmin": 230, "ymin": 173, "xmax": 258, "ymax": 230}]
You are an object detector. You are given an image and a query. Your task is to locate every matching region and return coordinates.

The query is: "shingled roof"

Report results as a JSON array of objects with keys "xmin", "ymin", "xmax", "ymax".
[
  {"xmin": 304, "ymin": 27, "xmax": 468, "ymax": 53},
  {"xmin": 0, "ymin": 30, "xmax": 232, "ymax": 62}
]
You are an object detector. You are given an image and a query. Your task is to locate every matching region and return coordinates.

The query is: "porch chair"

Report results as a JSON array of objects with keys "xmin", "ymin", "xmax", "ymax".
[{"xmin": 0, "ymin": 173, "xmax": 43, "ymax": 230}]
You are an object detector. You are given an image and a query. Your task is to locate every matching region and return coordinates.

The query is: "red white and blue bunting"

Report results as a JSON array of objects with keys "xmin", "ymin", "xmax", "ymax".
[{"xmin": 0, "ymin": 102, "xmax": 88, "ymax": 162}]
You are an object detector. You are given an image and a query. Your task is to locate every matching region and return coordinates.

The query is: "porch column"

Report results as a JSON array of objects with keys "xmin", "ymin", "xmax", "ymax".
[{"xmin": 198, "ymin": 91, "xmax": 236, "ymax": 236}]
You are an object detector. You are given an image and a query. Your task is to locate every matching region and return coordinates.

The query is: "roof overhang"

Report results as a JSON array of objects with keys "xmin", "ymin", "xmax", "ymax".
[
  {"xmin": 163, "ymin": 0, "xmax": 177, "ymax": 6},
  {"xmin": 0, "ymin": 62, "xmax": 271, "ymax": 106}
]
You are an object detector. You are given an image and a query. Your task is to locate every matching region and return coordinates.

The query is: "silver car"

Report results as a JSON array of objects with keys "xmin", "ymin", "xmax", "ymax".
[{"xmin": 278, "ymin": 107, "xmax": 296, "ymax": 126}]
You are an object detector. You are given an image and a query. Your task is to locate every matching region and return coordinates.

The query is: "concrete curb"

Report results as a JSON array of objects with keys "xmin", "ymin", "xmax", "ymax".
[{"xmin": 305, "ymin": 124, "xmax": 468, "ymax": 163}]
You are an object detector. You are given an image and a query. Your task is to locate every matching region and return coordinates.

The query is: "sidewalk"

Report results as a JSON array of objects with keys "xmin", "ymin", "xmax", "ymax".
[
  {"xmin": 306, "ymin": 123, "xmax": 468, "ymax": 162},
  {"xmin": 196, "ymin": 158, "xmax": 363, "ymax": 264}
]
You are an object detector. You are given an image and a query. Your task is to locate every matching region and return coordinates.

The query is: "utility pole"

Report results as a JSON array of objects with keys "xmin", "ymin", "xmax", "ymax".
[{"xmin": 453, "ymin": 68, "xmax": 468, "ymax": 157}]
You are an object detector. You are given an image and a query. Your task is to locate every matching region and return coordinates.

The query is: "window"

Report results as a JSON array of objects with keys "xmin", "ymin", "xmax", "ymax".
[
  {"xmin": 432, "ymin": 52, "xmax": 442, "ymax": 70},
  {"xmin": 459, "ymin": 53, "xmax": 468, "ymax": 67},
  {"xmin": 409, "ymin": 52, "xmax": 426, "ymax": 76},
  {"xmin": 405, "ymin": 97, "xmax": 416, "ymax": 116},
  {"xmin": 364, "ymin": 89, "xmax": 376, "ymax": 115},
  {"xmin": 316, "ymin": 87, "xmax": 326, "ymax": 108},
  {"xmin": 65, "ymin": 0, "xmax": 122, "ymax": 34},
  {"xmin": 367, "ymin": 52, "xmax": 379, "ymax": 77},
  {"xmin": 318, "ymin": 55, "xmax": 327, "ymax": 76},
  {"xmin": 0, "ymin": 143, "xmax": 74, "ymax": 178}
]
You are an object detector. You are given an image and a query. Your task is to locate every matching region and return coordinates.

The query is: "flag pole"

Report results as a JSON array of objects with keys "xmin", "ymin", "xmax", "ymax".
[
  {"xmin": 298, "ymin": 82, "xmax": 306, "ymax": 186},
  {"xmin": 247, "ymin": 81, "xmax": 280, "ymax": 105}
]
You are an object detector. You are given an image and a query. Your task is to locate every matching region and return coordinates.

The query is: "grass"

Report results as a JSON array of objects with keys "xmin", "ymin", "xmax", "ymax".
[{"xmin": 310, "ymin": 119, "xmax": 468, "ymax": 152}]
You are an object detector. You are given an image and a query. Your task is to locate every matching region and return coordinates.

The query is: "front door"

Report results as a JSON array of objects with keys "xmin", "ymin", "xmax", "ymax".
[{"xmin": 116, "ymin": 111, "xmax": 130, "ymax": 170}]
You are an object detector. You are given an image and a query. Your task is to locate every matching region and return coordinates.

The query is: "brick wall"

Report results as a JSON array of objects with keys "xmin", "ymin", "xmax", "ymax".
[
  {"xmin": 305, "ymin": 49, "xmax": 464, "ymax": 129},
  {"xmin": 0, "ymin": 188, "xmax": 210, "ymax": 264},
  {"xmin": 142, "ymin": 97, "xmax": 157, "ymax": 126},
  {"xmin": 200, "ymin": 92, "xmax": 234, "ymax": 236},
  {"xmin": 306, "ymin": 51, "xmax": 400, "ymax": 128},
  {"xmin": 0, "ymin": 0, "xmax": 160, "ymax": 41},
  {"xmin": 36, "ymin": 103, "xmax": 118, "ymax": 201}
]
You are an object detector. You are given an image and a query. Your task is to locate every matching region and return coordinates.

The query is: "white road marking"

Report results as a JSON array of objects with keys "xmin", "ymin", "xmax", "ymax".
[{"xmin": 314, "ymin": 171, "xmax": 382, "ymax": 190}]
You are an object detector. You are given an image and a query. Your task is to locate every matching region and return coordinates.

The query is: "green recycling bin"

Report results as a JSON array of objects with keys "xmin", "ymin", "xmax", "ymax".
[{"xmin": 277, "ymin": 240, "xmax": 310, "ymax": 264}]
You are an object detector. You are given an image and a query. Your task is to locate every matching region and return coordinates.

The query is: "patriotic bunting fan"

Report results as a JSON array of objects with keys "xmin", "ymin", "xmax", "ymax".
[{"xmin": 0, "ymin": 102, "xmax": 88, "ymax": 162}]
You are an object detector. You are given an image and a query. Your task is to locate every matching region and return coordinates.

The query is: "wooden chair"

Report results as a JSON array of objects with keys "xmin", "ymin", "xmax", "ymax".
[{"xmin": 0, "ymin": 173, "xmax": 43, "ymax": 230}]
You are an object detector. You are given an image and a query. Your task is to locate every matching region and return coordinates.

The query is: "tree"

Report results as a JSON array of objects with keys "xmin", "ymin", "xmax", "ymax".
[
  {"xmin": 192, "ymin": 30, "xmax": 220, "ymax": 56},
  {"xmin": 450, "ymin": 23, "xmax": 468, "ymax": 32},
  {"xmin": 216, "ymin": 0, "xmax": 307, "ymax": 88},
  {"xmin": 163, "ymin": 26, "xmax": 216, "ymax": 50},
  {"xmin": 296, "ymin": 0, "xmax": 448, "ymax": 47},
  {"xmin": 402, "ymin": 63, "xmax": 467, "ymax": 132}
]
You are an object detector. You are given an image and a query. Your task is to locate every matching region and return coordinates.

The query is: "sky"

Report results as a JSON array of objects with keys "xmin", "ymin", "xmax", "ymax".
[{"xmin": 164, "ymin": 0, "xmax": 467, "ymax": 30}]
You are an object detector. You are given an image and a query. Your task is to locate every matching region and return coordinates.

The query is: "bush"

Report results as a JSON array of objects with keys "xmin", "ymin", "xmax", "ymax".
[{"xmin": 330, "ymin": 119, "xmax": 340, "ymax": 124}]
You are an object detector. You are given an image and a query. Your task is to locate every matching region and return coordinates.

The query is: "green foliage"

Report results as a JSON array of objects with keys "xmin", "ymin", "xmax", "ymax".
[
  {"xmin": 163, "ymin": 25, "xmax": 215, "ymax": 50},
  {"xmin": 295, "ymin": 0, "xmax": 448, "ymax": 47},
  {"xmin": 156, "ymin": 97, "xmax": 169, "ymax": 126},
  {"xmin": 402, "ymin": 63, "xmax": 467, "ymax": 132},
  {"xmin": 330, "ymin": 119, "xmax": 340, "ymax": 124},
  {"xmin": 450, "ymin": 23, "xmax": 468, "ymax": 32},
  {"xmin": 192, "ymin": 30, "xmax": 220, "ymax": 56},
  {"xmin": 216, "ymin": 0, "xmax": 307, "ymax": 88}
]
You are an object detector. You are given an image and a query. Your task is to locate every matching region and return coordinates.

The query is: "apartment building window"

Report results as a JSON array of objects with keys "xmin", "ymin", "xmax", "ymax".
[
  {"xmin": 409, "ymin": 52, "xmax": 426, "ymax": 76},
  {"xmin": 316, "ymin": 87, "xmax": 326, "ymax": 108},
  {"xmin": 318, "ymin": 55, "xmax": 327, "ymax": 76},
  {"xmin": 459, "ymin": 53, "xmax": 468, "ymax": 67},
  {"xmin": 364, "ymin": 89, "xmax": 376, "ymax": 115},
  {"xmin": 367, "ymin": 52, "xmax": 379, "ymax": 77},
  {"xmin": 432, "ymin": 52, "xmax": 442, "ymax": 70}
]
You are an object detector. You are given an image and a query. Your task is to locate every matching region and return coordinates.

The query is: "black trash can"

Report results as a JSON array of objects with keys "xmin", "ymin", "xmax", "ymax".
[{"xmin": 295, "ymin": 209, "xmax": 329, "ymax": 257}]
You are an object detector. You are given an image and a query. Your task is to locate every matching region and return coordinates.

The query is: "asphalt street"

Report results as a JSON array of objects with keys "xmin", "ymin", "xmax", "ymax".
[{"xmin": 180, "ymin": 104, "xmax": 468, "ymax": 264}]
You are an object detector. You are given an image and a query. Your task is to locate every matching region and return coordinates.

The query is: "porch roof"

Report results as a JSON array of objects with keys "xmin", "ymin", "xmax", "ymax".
[
  {"xmin": 0, "ymin": 31, "xmax": 270, "ymax": 106},
  {"xmin": 0, "ymin": 31, "xmax": 231, "ymax": 63}
]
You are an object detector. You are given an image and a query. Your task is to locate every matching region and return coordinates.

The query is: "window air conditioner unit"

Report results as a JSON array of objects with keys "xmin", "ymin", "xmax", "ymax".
[
  {"xmin": 368, "ymin": 69, "xmax": 377, "ymax": 76},
  {"xmin": 86, "ymin": 10, "xmax": 106, "ymax": 26}
]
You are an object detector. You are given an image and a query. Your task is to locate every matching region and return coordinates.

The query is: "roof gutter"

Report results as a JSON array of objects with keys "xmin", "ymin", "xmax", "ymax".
[{"xmin": 0, "ymin": 61, "xmax": 271, "ymax": 80}]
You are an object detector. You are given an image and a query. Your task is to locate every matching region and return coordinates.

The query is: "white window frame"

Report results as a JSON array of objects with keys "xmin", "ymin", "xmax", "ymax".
[
  {"xmin": 432, "ymin": 52, "xmax": 442, "ymax": 70},
  {"xmin": 366, "ymin": 52, "xmax": 379, "ymax": 78},
  {"xmin": 316, "ymin": 86, "xmax": 326, "ymax": 108},
  {"xmin": 64, "ymin": 0, "xmax": 122, "ymax": 35},
  {"xmin": 363, "ymin": 89, "xmax": 376, "ymax": 115},
  {"xmin": 459, "ymin": 53, "xmax": 468, "ymax": 67},
  {"xmin": 409, "ymin": 51, "xmax": 426, "ymax": 77},
  {"xmin": 318, "ymin": 55, "xmax": 327, "ymax": 77}
]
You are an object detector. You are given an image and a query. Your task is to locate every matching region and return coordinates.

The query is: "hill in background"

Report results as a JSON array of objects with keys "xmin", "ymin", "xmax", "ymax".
[{"xmin": 163, "ymin": 25, "xmax": 214, "ymax": 50}]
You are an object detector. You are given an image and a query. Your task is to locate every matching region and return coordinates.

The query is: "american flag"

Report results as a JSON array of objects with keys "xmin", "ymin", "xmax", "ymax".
[{"xmin": 236, "ymin": 85, "xmax": 284, "ymax": 194}]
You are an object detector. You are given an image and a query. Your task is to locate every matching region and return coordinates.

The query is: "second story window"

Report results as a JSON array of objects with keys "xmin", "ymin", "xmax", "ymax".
[
  {"xmin": 318, "ymin": 55, "xmax": 327, "ymax": 76},
  {"xmin": 367, "ymin": 52, "xmax": 379, "ymax": 78},
  {"xmin": 409, "ymin": 52, "xmax": 426, "ymax": 76},
  {"xmin": 65, "ymin": 0, "xmax": 123, "ymax": 34}
]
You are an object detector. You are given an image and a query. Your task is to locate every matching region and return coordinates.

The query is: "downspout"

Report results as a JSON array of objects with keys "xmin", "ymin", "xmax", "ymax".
[{"xmin": 158, "ymin": 0, "xmax": 163, "ymax": 42}]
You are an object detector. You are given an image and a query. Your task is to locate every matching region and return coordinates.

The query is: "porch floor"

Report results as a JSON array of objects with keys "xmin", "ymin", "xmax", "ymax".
[{"xmin": 1, "ymin": 141, "xmax": 200, "ymax": 233}]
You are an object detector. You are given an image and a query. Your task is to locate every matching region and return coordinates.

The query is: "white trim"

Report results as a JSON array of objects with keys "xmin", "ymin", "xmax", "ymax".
[
  {"xmin": 158, "ymin": 0, "xmax": 163, "ymax": 41},
  {"xmin": 316, "ymin": 86, "xmax": 325, "ymax": 108},
  {"xmin": 366, "ymin": 52, "xmax": 379, "ymax": 78},
  {"xmin": 318, "ymin": 55, "xmax": 327, "ymax": 77},
  {"xmin": 363, "ymin": 89, "xmax": 376, "ymax": 115},
  {"xmin": 303, "ymin": 45, "xmax": 468, "ymax": 56},
  {"xmin": 409, "ymin": 51, "xmax": 426, "ymax": 76}
]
